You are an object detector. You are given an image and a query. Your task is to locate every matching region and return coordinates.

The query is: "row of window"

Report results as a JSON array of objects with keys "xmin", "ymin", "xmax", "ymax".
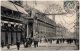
[
  {"xmin": 37, "ymin": 21, "xmax": 55, "ymax": 37},
  {"xmin": 1, "ymin": 7, "xmax": 21, "ymax": 19},
  {"xmin": 35, "ymin": 12, "xmax": 55, "ymax": 26}
]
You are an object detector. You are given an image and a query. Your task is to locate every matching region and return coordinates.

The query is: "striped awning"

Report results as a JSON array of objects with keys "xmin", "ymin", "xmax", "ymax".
[{"xmin": 1, "ymin": 1, "xmax": 28, "ymax": 14}]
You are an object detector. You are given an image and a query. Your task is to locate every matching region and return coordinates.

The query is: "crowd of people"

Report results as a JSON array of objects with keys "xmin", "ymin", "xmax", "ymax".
[
  {"xmin": 1, "ymin": 37, "xmax": 39, "ymax": 50},
  {"xmin": 1, "ymin": 37, "xmax": 79, "ymax": 50}
]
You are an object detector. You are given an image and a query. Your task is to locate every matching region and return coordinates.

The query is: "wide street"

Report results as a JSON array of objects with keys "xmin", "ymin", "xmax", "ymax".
[{"xmin": 1, "ymin": 41, "xmax": 78, "ymax": 51}]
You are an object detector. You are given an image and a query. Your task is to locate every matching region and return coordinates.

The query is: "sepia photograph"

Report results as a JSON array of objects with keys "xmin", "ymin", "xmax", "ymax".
[{"xmin": 0, "ymin": 0, "xmax": 79, "ymax": 50}]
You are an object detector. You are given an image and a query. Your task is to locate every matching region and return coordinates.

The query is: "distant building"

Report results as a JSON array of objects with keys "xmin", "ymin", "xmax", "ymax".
[{"xmin": 56, "ymin": 24, "xmax": 66, "ymax": 38}]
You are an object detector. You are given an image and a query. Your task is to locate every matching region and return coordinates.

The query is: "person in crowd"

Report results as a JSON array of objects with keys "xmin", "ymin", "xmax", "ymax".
[
  {"xmin": 40, "ymin": 39, "xmax": 42, "ymax": 43},
  {"xmin": 25, "ymin": 38, "xmax": 29, "ymax": 48},
  {"xmin": 56, "ymin": 39, "xmax": 59, "ymax": 44},
  {"xmin": 66, "ymin": 39, "xmax": 69, "ymax": 44},
  {"xmin": 23, "ymin": 38, "xmax": 26, "ymax": 47},
  {"xmin": 28, "ymin": 38, "xmax": 33, "ymax": 47},
  {"xmin": 16, "ymin": 40, "xmax": 20, "ymax": 50},
  {"xmin": 44, "ymin": 38, "xmax": 47, "ymax": 43},
  {"xmin": 7, "ymin": 43, "xmax": 10, "ymax": 49},
  {"xmin": 70, "ymin": 39, "xmax": 72, "ymax": 44},
  {"xmin": 33, "ymin": 37, "xmax": 39, "ymax": 48},
  {"xmin": 50, "ymin": 39, "xmax": 52, "ymax": 44},
  {"xmin": 62, "ymin": 39, "xmax": 65, "ymax": 43},
  {"xmin": 1, "ymin": 40, "xmax": 4, "ymax": 48},
  {"xmin": 23, "ymin": 38, "xmax": 25, "ymax": 45},
  {"xmin": 34, "ymin": 40, "xmax": 38, "ymax": 48}
]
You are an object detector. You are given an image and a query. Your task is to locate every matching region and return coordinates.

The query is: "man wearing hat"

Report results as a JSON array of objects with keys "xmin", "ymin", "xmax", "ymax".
[{"xmin": 33, "ymin": 32, "xmax": 39, "ymax": 48}]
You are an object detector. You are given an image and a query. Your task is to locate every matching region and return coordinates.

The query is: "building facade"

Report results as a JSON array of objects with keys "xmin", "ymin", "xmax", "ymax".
[
  {"xmin": 1, "ymin": 1, "xmax": 28, "ymax": 45},
  {"xmin": 1, "ymin": 1, "xmax": 56, "ymax": 45}
]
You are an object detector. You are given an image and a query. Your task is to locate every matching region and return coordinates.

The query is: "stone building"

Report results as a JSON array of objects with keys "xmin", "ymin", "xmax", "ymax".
[
  {"xmin": 1, "ymin": 1, "xmax": 28, "ymax": 45},
  {"xmin": 1, "ymin": 1, "xmax": 56, "ymax": 45}
]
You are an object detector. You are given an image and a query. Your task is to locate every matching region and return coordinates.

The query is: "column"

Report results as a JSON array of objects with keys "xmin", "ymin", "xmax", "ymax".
[
  {"xmin": 8, "ymin": 23, "xmax": 11, "ymax": 44},
  {"xmin": 27, "ymin": 22, "xmax": 29, "ymax": 37}
]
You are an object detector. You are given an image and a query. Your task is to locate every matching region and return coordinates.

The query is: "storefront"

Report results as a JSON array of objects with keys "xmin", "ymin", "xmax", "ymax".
[{"xmin": 1, "ymin": 1, "xmax": 28, "ymax": 45}]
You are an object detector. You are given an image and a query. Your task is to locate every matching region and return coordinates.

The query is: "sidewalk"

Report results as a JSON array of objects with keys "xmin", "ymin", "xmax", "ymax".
[
  {"xmin": 2, "ymin": 42, "xmax": 47, "ymax": 50},
  {"xmin": 1, "ymin": 45, "xmax": 24, "ymax": 50}
]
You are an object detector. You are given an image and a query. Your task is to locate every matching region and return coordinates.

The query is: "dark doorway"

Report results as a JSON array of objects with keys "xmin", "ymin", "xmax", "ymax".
[
  {"xmin": 28, "ymin": 22, "xmax": 33, "ymax": 37},
  {"xmin": 4, "ymin": 23, "xmax": 8, "ymax": 45}
]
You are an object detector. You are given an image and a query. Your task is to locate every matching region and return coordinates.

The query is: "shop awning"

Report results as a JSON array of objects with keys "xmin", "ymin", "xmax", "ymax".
[
  {"xmin": 1, "ymin": 1, "xmax": 28, "ymax": 14},
  {"xmin": 14, "ymin": 4, "xmax": 28, "ymax": 14}
]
